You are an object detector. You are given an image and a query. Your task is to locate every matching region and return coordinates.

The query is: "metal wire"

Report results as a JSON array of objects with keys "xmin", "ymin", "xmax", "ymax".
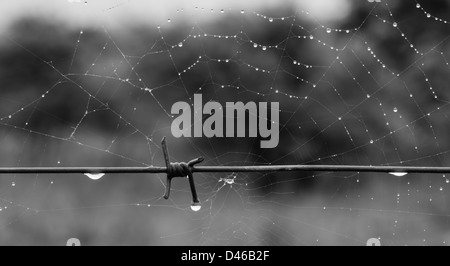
[
  {"xmin": 1, "ymin": 137, "xmax": 447, "ymax": 203},
  {"xmin": 0, "ymin": 165, "xmax": 448, "ymax": 175},
  {"xmin": 0, "ymin": 139, "xmax": 448, "ymax": 175}
]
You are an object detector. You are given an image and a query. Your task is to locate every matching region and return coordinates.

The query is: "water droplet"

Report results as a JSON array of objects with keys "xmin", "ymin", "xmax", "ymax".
[
  {"xmin": 262, "ymin": 46, "xmax": 267, "ymax": 51},
  {"xmin": 178, "ymin": 42, "xmax": 183, "ymax": 47},
  {"xmin": 11, "ymin": 182, "xmax": 15, "ymax": 187},
  {"xmin": 269, "ymin": 17, "xmax": 273, "ymax": 22},
  {"xmin": 253, "ymin": 43, "xmax": 258, "ymax": 48},
  {"xmin": 393, "ymin": 22, "xmax": 398, "ymax": 27},
  {"xmin": 240, "ymin": 10, "xmax": 245, "ymax": 14},
  {"xmin": 224, "ymin": 178, "xmax": 235, "ymax": 185},
  {"xmin": 370, "ymin": 140, "xmax": 374, "ymax": 144},
  {"xmin": 84, "ymin": 173, "xmax": 105, "ymax": 180},
  {"xmin": 326, "ymin": 28, "xmax": 332, "ymax": 33},
  {"xmin": 393, "ymin": 107, "xmax": 398, "ymax": 113},
  {"xmin": 416, "ymin": 3, "xmax": 421, "ymax": 8},
  {"xmin": 389, "ymin": 172, "xmax": 408, "ymax": 177},
  {"xmin": 167, "ymin": 19, "xmax": 171, "ymax": 23},
  {"xmin": 190, "ymin": 203, "xmax": 202, "ymax": 212}
]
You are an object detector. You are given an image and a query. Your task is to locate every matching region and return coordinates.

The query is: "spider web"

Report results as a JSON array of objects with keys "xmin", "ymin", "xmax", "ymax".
[{"xmin": 1, "ymin": 0, "xmax": 450, "ymax": 245}]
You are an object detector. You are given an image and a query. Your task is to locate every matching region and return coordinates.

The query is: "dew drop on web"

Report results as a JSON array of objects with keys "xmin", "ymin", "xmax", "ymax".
[{"xmin": 225, "ymin": 179, "xmax": 235, "ymax": 185}]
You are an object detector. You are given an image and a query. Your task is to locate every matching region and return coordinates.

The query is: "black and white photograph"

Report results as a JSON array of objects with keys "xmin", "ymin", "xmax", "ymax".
[{"xmin": 1, "ymin": 0, "xmax": 450, "ymax": 251}]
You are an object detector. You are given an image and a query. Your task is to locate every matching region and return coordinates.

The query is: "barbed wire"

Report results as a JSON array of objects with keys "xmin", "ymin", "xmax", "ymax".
[{"xmin": 0, "ymin": 137, "xmax": 448, "ymax": 203}]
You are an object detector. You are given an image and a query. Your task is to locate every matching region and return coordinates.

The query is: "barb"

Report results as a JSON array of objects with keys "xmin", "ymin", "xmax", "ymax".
[{"xmin": 161, "ymin": 137, "xmax": 203, "ymax": 205}]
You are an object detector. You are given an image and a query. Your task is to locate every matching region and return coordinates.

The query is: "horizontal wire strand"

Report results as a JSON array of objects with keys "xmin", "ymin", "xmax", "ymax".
[{"xmin": 0, "ymin": 165, "xmax": 448, "ymax": 174}]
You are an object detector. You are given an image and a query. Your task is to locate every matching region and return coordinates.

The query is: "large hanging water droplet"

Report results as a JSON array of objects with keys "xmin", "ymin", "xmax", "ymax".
[
  {"xmin": 393, "ymin": 107, "xmax": 398, "ymax": 113},
  {"xmin": 84, "ymin": 173, "xmax": 105, "ymax": 180},
  {"xmin": 393, "ymin": 22, "xmax": 398, "ymax": 28},
  {"xmin": 389, "ymin": 172, "xmax": 408, "ymax": 177},
  {"xmin": 190, "ymin": 202, "xmax": 202, "ymax": 212},
  {"xmin": 178, "ymin": 42, "xmax": 183, "ymax": 47},
  {"xmin": 326, "ymin": 28, "xmax": 332, "ymax": 34},
  {"xmin": 269, "ymin": 17, "xmax": 273, "ymax": 22}
]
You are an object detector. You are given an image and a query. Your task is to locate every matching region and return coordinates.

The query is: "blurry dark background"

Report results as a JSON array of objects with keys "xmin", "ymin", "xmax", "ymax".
[{"xmin": 1, "ymin": 0, "xmax": 450, "ymax": 245}]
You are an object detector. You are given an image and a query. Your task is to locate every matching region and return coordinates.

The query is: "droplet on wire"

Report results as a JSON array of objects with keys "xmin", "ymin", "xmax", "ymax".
[
  {"xmin": 389, "ymin": 172, "xmax": 408, "ymax": 177},
  {"xmin": 84, "ymin": 173, "xmax": 105, "ymax": 180},
  {"xmin": 190, "ymin": 202, "xmax": 202, "ymax": 212}
]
